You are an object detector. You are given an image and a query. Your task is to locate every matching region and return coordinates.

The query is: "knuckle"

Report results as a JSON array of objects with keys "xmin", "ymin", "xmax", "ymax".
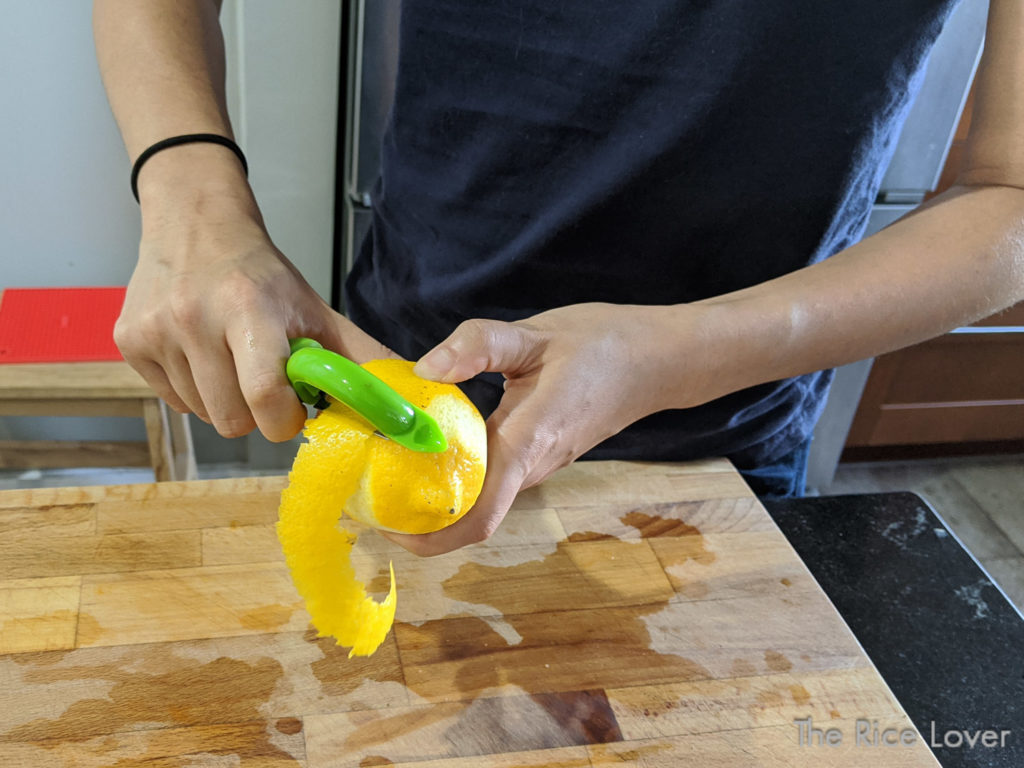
[
  {"xmin": 113, "ymin": 315, "xmax": 152, "ymax": 356},
  {"xmin": 464, "ymin": 522, "xmax": 496, "ymax": 547},
  {"xmin": 456, "ymin": 318, "xmax": 498, "ymax": 347},
  {"xmin": 111, "ymin": 318, "xmax": 133, "ymax": 350},
  {"xmin": 168, "ymin": 290, "xmax": 203, "ymax": 332},
  {"xmin": 223, "ymin": 274, "xmax": 263, "ymax": 311},
  {"xmin": 243, "ymin": 370, "xmax": 288, "ymax": 409},
  {"xmin": 467, "ymin": 531, "xmax": 491, "ymax": 547},
  {"xmin": 214, "ymin": 414, "xmax": 256, "ymax": 439},
  {"xmin": 136, "ymin": 315, "xmax": 167, "ymax": 349}
]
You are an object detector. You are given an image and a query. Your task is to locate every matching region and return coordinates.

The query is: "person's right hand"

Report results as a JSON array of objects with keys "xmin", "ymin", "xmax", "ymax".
[{"xmin": 117, "ymin": 149, "xmax": 392, "ymax": 442}]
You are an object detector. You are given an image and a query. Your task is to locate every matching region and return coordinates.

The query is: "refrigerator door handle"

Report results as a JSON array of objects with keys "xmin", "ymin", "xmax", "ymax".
[{"xmin": 344, "ymin": 0, "xmax": 367, "ymax": 202}]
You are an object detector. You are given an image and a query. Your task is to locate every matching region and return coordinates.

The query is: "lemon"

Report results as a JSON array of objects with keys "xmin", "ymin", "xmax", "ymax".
[{"xmin": 277, "ymin": 359, "xmax": 487, "ymax": 657}]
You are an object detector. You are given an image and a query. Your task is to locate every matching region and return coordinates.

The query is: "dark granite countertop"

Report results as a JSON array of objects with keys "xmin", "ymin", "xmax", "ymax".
[{"xmin": 763, "ymin": 492, "xmax": 1024, "ymax": 768}]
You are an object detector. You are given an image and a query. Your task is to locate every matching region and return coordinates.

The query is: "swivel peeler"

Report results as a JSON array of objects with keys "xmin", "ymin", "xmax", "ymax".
[{"xmin": 285, "ymin": 337, "xmax": 448, "ymax": 453}]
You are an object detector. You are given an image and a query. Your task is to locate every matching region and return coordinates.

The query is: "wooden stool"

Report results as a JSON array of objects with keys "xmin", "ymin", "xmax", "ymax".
[{"xmin": 0, "ymin": 361, "xmax": 197, "ymax": 481}]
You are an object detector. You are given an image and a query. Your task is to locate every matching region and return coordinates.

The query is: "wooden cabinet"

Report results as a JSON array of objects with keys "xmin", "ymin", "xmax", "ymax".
[{"xmin": 846, "ymin": 303, "xmax": 1024, "ymax": 450}]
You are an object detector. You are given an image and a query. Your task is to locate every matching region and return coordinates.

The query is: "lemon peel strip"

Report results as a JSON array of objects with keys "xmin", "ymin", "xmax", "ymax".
[
  {"xmin": 277, "ymin": 359, "xmax": 486, "ymax": 658},
  {"xmin": 277, "ymin": 416, "xmax": 396, "ymax": 658}
]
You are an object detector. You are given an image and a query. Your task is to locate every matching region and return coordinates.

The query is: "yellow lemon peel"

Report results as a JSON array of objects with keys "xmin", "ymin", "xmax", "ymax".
[{"xmin": 277, "ymin": 359, "xmax": 486, "ymax": 657}]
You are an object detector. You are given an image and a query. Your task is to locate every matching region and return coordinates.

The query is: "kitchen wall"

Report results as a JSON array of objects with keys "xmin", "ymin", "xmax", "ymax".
[{"xmin": 0, "ymin": 2, "xmax": 340, "ymax": 467}]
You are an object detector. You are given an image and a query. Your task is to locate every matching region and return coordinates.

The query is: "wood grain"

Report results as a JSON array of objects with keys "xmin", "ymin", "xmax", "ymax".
[
  {"xmin": 0, "ymin": 361, "xmax": 151, "ymax": 400},
  {"xmin": 0, "ymin": 576, "xmax": 80, "ymax": 654},
  {"xmin": 0, "ymin": 440, "xmax": 150, "ymax": 469},
  {"xmin": 0, "ymin": 501, "xmax": 95, "ymax": 538},
  {"xmin": 96, "ymin": 489, "xmax": 280, "ymax": 534},
  {"xmin": 78, "ymin": 562, "xmax": 307, "ymax": 647},
  {"xmin": 305, "ymin": 690, "xmax": 621, "ymax": 767},
  {"xmin": 0, "ymin": 529, "xmax": 200, "ymax": 580},
  {"xmin": 0, "ymin": 360, "xmax": 198, "ymax": 482},
  {"xmin": 587, "ymin": 724, "xmax": 933, "ymax": 767},
  {"xmin": 1, "ymin": 721, "xmax": 307, "ymax": 768},
  {"xmin": 0, "ymin": 461, "xmax": 939, "ymax": 767},
  {"xmin": 203, "ymin": 524, "xmax": 286, "ymax": 566}
]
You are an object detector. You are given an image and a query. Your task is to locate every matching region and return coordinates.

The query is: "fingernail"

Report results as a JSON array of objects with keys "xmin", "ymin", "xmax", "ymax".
[{"xmin": 414, "ymin": 347, "xmax": 455, "ymax": 380}]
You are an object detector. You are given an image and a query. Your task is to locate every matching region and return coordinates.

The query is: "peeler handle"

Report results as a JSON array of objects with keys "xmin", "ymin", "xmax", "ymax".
[{"xmin": 285, "ymin": 338, "xmax": 447, "ymax": 453}]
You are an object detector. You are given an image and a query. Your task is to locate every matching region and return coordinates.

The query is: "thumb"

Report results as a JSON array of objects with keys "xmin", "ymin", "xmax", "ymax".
[
  {"xmin": 312, "ymin": 312, "xmax": 399, "ymax": 364},
  {"xmin": 414, "ymin": 318, "xmax": 538, "ymax": 383}
]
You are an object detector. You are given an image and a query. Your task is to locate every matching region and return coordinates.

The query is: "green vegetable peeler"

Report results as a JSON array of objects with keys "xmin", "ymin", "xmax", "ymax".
[{"xmin": 286, "ymin": 337, "xmax": 448, "ymax": 453}]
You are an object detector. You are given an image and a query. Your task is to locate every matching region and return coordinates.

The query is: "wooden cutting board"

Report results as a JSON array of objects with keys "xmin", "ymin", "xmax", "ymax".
[{"xmin": 0, "ymin": 459, "xmax": 939, "ymax": 767}]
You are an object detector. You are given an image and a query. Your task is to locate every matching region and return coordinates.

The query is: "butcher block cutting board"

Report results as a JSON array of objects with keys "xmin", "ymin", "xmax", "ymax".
[{"xmin": 0, "ymin": 459, "xmax": 939, "ymax": 767}]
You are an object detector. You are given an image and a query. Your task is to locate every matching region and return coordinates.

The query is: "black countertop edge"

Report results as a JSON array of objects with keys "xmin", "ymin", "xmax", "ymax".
[{"xmin": 762, "ymin": 491, "xmax": 1024, "ymax": 768}]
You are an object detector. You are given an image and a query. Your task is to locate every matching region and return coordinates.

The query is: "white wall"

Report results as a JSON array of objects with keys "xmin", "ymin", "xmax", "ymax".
[
  {"xmin": 222, "ymin": 0, "xmax": 341, "ymax": 302},
  {"xmin": 0, "ymin": 2, "xmax": 341, "ymax": 466},
  {"xmin": 223, "ymin": 0, "xmax": 341, "ymax": 467},
  {"xmin": 0, "ymin": 4, "xmax": 140, "ymax": 289}
]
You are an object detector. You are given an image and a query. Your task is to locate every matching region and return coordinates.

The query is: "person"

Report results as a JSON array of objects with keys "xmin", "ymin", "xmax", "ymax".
[{"xmin": 94, "ymin": 0, "xmax": 1024, "ymax": 556}]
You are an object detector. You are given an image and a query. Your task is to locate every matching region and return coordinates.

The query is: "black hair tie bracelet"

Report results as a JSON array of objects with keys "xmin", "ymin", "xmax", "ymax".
[{"xmin": 130, "ymin": 133, "xmax": 248, "ymax": 202}]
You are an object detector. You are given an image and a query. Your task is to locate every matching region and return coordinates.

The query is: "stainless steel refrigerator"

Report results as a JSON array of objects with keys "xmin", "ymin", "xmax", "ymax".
[
  {"xmin": 335, "ymin": 0, "xmax": 989, "ymax": 485},
  {"xmin": 337, "ymin": 0, "xmax": 401, "ymax": 298}
]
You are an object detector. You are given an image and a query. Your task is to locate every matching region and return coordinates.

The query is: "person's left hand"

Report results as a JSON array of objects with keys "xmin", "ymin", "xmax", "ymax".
[{"xmin": 382, "ymin": 302, "xmax": 717, "ymax": 556}]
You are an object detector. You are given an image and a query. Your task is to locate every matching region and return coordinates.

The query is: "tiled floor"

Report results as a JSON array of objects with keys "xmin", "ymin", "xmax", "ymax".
[
  {"xmin": 824, "ymin": 454, "xmax": 1024, "ymax": 613},
  {"xmin": 2, "ymin": 454, "xmax": 1021, "ymax": 612}
]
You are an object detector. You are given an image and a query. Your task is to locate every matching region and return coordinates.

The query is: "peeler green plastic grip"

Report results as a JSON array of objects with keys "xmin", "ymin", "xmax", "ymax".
[{"xmin": 286, "ymin": 338, "xmax": 448, "ymax": 453}]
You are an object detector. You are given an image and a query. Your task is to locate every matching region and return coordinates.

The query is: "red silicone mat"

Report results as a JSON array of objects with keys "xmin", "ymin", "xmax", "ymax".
[{"xmin": 0, "ymin": 287, "xmax": 126, "ymax": 363}]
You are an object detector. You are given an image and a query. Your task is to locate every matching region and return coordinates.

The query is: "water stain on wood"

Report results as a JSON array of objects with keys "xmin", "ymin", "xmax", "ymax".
[
  {"xmin": 275, "ymin": 717, "xmax": 303, "ymax": 735},
  {"xmin": 9, "ymin": 648, "xmax": 71, "ymax": 666},
  {"xmin": 781, "ymin": 578, "xmax": 793, "ymax": 587},
  {"xmin": 367, "ymin": 567, "xmax": 392, "ymax": 595},
  {"xmin": 74, "ymin": 612, "xmax": 104, "ymax": 646},
  {"xmin": 305, "ymin": 629, "xmax": 404, "ymax": 697},
  {"xmin": 350, "ymin": 535, "xmax": 713, "ymax": 757},
  {"xmin": 441, "ymin": 538, "xmax": 672, "ymax": 621},
  {"xmin": 527, "ymin": 690, "xmax": 623, "ymax": 745},
  {"xmin": 764, "ymin": 650, "xmax": 793, "ymax": 673},
  {"xmin": 620, "ymin": 510, "xmax": 704, "ymax": 539},
  {"xmin": 566, "ymin": 531, "xmax": 615, "ymax": 543},
  {"xmin": 622, "ymin": 511, "xmax": 717, "ymax": 568},
  {"xmin": 678, "ymin": 580, "xmax": 710, "ymax": 599},
  {"xmin": 789, "ymin": 684, "xmax": 811, "ymax": 706},
  {"xmin": 730, "ymin": 658, "xmax": 757, "ymax": 677},
  {"xmin": 238, "ymin": 603, "xmax": 299, "ymax": 631},
  {"xmin": 42, "ymin": 721, "xmax": 301, "ymax": 768},
  {"xmin": 344, "ymin": 702, "xmax": 469, "ymax": 752},
  {"xmin": 641, "ymin": 698, "xmax": 680, "ymax": 719},
  {"xmin": 589, "ymin": 740, "xmax": 674, "ymax": 763},
  {"xmin": 756, "ymin": 689, "xmax": 785, "ymax": 708},
  {"xmin": 431, "ymin": 542, "xmax": 712, "ymax": 688},
  {"xmin": 4, "ymin": 645, "xmax": 297, "ymax": 764}
]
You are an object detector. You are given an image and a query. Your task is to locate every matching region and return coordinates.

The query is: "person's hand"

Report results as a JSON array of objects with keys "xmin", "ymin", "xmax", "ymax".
[
  {"xmin": 382, "ymin": 302, "xmax": 718, "ymax": 556},
  {"xmin": 116, "ymin": 163, "xmax": 392, "ymax": 442}
]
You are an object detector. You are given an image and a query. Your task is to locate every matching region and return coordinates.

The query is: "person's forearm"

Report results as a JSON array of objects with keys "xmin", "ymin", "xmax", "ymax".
[
  {"xmin": 93, "ymin": 0, "xmax": 253, "ymax": 213},
  {"xmin": 670, "ymin": 183, "xmax": 1024, "ymax": 406}
]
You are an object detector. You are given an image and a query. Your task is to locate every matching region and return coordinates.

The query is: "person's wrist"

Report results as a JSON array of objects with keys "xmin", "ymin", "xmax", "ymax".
[
  {"xmin": 136, "ymin": 142, "xmax": 261, "ymax": 230},
  {"xmin": 684, "ymin": 296, "xmax": 793, "ymax": 404},
  {"xmin": 641, "ymin": 302, "xmax": 743, "ymax": 412}
]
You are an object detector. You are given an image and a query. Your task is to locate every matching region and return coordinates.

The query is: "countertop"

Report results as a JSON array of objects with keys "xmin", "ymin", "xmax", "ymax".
[
  {"xmin": 0, "ymin": 459, "xmax": 941, "ymax": 766},
  {"xmin": 765, "ymin": 492, "xmax": 1024, "ymax": 768}
]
